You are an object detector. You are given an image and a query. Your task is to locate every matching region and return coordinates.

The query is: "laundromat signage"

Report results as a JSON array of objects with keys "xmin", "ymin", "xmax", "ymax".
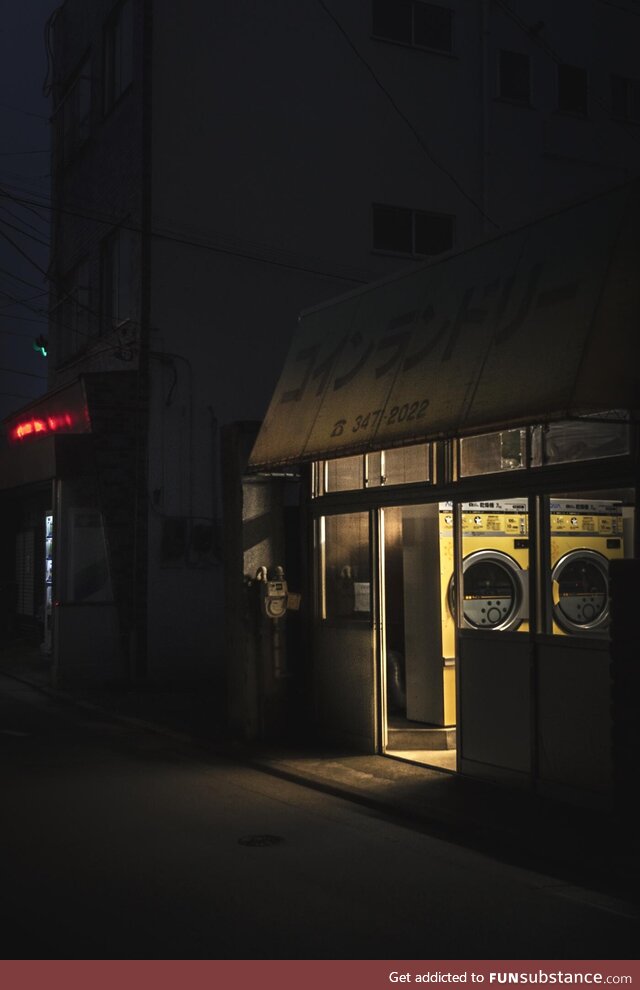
[{"xmin": 250, "ymin": 183, "xmax": 639, "ymax": 468}]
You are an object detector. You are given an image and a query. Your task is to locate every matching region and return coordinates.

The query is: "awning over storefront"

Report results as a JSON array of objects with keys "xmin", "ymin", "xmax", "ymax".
[
  {"xmin": 0, "ymin": 379, "xmax": 91, "ymax": 490},
  {"xmin": 250, "ymin": 181, "xmax": 640, "ymax": 469}
]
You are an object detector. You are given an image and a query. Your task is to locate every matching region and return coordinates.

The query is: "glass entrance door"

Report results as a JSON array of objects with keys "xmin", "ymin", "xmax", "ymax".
[{"xmin": 380, "ymin": 504, "xmax": 456, "ymax": 770}]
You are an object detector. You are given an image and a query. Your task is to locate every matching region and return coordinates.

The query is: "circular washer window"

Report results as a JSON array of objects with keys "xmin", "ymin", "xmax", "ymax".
[
  {"xmin": 552, "ymin": 549, "xmax": 610, "ymax": 634},
  {"xmin": 449, "ymin": 550, "xmax": 525, "ymax": 632}
]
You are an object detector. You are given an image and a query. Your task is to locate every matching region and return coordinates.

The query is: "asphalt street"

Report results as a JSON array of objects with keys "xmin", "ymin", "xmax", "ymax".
[{"xmin": 1, "ymin": 673, "xmax": 638, "ymax": 960}]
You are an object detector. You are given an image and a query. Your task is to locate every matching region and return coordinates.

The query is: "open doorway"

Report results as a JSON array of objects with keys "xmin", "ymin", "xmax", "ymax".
[
  {"xmin": 381, "ymin": 504, "xmax": 456, "ymax": 771},
  {"xmin": 381, "ymin": 499, "xmax": 531, "ymax": 771}
]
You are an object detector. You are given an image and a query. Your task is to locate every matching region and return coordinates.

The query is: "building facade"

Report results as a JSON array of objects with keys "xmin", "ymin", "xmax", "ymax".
[
  {"xmin": 249, "ymin": 180, "xmax": 639, "ymax": 808},
  {"xmin": 2, "ymin": 0, "xmax": 640, "ymax": 701}
]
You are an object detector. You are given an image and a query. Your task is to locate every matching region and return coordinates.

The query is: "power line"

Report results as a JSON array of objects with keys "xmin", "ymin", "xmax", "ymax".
[
  {"xmin": 0, "ymin": 215, "xmax": 50, "ymax": 249},
  {"xmin": 0, "ymin": 101, "xmax": 48, "ymax": 121},
  {"xmin": 0, "ymin": 201, "xmax": 141, "ymax": 353},
  {"xmin": 0, "ymin": 281, "xmax": 99, "ymax": 342},
  {"xmin": 0, "ymin": 302, "xmax": 48, "ymax": 326},
  {"xmin": 0, "ymin": 171, "xmax": 51, "ymax": 189},
  {"xmin": 0, "ymin": 226, "xmax": 49, "ymax": 277},
  {"xmin": 0, "ymin": 149, "xmax": 50, "ymax": 157},
  {"xmin": 0, "ymin": 283, "xmax": 100, "ymax": 351},
  {"xmin": 596, "ymin": 0, "xmax": 640, "ymax": 16},
  {"xmin": 0, "ymin": 311, "xmax": 47, "ymax": 326},
  {"xmin": 0, "ymin": 203, "xmax": 49, "ymax": 239},
  {"xmin": 0, "ymin": 185, "xmax": 373, "ymax": 286},
  {"xmin": 0, "ymin": 203, "xmax": 134, "ymax": 336},
  {"xmin": 0, "ymin": 365, "xmax": 47, "ymax": 380},
  {"xmin": 0, "ymin": 266, "xmax": 47, "ymax": 293},
  {"xmin": 0, "ymin": 260, "xmax": 132, "ymax": 350},
  {"xmin": 0, "ymin": 285, "xmax": 46, "ymax": 309},
  {"xmin": 0, "ymin": 183, "xmax": 50, "ymax": 224},
  {"xmin": 0, "ymin": 230, "xmax": 135, "ymax": 348},
  {"xmin": 0, "ymin": 325, "xmax": 38, "ymax": 338},
  {"xmin": 315, "ymin": 0, "xmax": 500, "ymax": 229},
  {"xmin": 0, "ymin": 391, "xmax": 38, "ymax": 401}
]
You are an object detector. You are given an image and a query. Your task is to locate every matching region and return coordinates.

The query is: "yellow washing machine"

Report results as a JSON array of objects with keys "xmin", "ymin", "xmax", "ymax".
[
  {"xmin": 439, "ymin": 500, "xmax": 530, "ymax": 659},
  {"xmin": 550, "ymin": 499, "xmax": 624, "ymax": 635}
]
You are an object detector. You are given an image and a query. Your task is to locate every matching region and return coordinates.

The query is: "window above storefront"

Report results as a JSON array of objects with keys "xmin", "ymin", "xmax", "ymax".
[
  {"xmin": 459, "ymin": 416, "xmax": 630, "ymax": 478},
  {"xmin": 312, "ymin": 415, "xmax": 631, "ymax": 499},
  {"xmin": 314, "ymin": 444, "xmax": 431, "ymax": 496}
]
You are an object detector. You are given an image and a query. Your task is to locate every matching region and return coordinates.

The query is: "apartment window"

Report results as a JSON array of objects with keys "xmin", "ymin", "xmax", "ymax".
[
  {"xmin": 60, "ymin": 56, "xmax": 91, "ymax": 161},
  {"xmin": 101, "ymin": 227, "xmax": 133, "ymax": 331},
  {"xmin": 498, "ymin": 50, "xmax": 531, "ymax": 104},
  {"xmin": 373, "ymin": 204, "xmax": 454, "ymax": 257},
  {"xmin": 58, "ymin": 260, "xmax": 91, "ymax": 361},
  {"xmin": 611, "ymin": 74, "xmax": 640, "ymax": 122},
  {"xmin": 372, "ymin": 0, "xmax": 453, "ymax": 54},
  {"xmin": 104, "ymin": 0, "xmax": 133, "ymax": 112},
  {"xmin": 557, "ymin": 64, "xmax": 588, "ymax": 116}
]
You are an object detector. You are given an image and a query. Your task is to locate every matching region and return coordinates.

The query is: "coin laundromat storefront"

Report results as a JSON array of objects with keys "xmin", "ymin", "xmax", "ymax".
[{"xmin": 249, "ymin": 181, "xmax": 640, "ymax": 808}]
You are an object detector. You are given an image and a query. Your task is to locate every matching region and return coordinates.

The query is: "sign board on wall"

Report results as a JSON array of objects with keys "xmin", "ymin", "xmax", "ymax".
[{"xmin": 250, "ymin": 182, "xmax": 640, "ymax": 468}]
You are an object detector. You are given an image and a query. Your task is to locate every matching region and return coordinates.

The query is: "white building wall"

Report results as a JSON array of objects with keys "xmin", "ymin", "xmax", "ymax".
[{"xmin": 49, "ymin": 0, "xmax": 640, "ymax": 679}]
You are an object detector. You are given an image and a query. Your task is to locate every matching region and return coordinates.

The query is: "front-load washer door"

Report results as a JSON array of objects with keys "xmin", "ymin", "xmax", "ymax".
[
  {"xmin": 552, "ymin": 549, "xmax": 610, "ymax": 633},
  {"xmin": 450, "ymin": 549, "xmax": 526, "ymax": 632}
]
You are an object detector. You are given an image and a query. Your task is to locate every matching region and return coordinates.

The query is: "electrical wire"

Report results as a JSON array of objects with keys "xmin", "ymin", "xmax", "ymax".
[
  {"xmin": 0, "ymin": 318, "xmax": 46, "ymax": 334},
  {"xmin": 0, "ymin": 185, "xmax": 374, "ymax": 286},
  {"xmin": 0, "ymin": 285, "xmax": 46, "ymax": 307},
  {"xmin": 0, "ymin": 172, "xmax": 51, "ymax": 190},
  {"xmin": 0, "ymin": 298, "xmax": 48, "ymax": 318},
  {"xmin": 596, "ymin": 0, "xmax": 640, "ymax": 15},
  {"xmin": 0, "ymin": 241, "xmax": 135, "ymax": 350},
  {"xmin": 0, "ymin": 149, "xmax": 50, "ymax": 157},
  {"xmin": 0, "ymin": 102, "xmax": 48, "ymax": 121},
  {"xmin": 0, "ymin": 269, "xmax": 139, "ymax": 365},
  {"xmin": 315, "ymin": 0, "xmax": 500, "ymax": 229},
  {"xmin": 0, "ymin": 217, "xmax": 127, "ymax": 339},
  {"xmin": 0, "ymin": 265, "xmax": 47, "ymax": 293},
  {"xmin": 0, "ymin": 203, "xmax": 50, "ymax": 239},
  {"xmin": 0, "ymin": 365, "xmax": 47, "ymax": 380},
  {"xmin": 0, "ymin": 215, "xmax": 50, "ymax": 248},
  {"xmin": 0, "ymin": 184, "xmax": 50, "ymax": 224},
  {"xmin": 0, "ymin": 325, "xmax": 39, "ymax": 338},
  {"xmin": 0, "ymin": 273, "xmax": 104, "ymax": 349},
  {"xmin": 0, "ymin": 226, "xmax": 49, "ymax": 277}
]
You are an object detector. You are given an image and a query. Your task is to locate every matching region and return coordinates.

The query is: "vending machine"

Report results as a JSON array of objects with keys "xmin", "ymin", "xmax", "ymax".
[{"xmin": 43, "ymin": 513, "xmax": 53, "ymax": 654}]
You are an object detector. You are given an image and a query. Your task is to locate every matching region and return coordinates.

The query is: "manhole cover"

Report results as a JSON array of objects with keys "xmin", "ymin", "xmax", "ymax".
[{"xmin": 238, "ymin": 834, "xmax": 284, "ymax": 847}]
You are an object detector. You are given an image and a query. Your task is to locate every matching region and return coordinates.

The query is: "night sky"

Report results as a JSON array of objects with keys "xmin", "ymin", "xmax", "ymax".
[{"xmin": 0, "ymin": 0, "xmax": 58, "ymax": 420}]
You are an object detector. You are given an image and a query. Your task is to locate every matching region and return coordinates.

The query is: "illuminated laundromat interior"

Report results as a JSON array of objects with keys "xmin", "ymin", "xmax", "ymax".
[
  {"xmin": 248, "ymin": 182, "xmax": 640, "ymax": 805},
  {"xmin": 312, "ymin": 423, "xmax": 635, "ymax": 790}
]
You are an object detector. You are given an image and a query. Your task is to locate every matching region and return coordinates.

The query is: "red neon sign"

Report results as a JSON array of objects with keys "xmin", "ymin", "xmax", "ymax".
[{"xmin": 11, "ymin": 413, "xmax": 74, "ymax": 441}]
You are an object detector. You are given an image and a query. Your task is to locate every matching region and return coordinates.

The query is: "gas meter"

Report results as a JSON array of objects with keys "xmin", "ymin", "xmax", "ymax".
[{"xmin": 258, "ymin": 566, "xmax": 289, "ymax": 620}]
